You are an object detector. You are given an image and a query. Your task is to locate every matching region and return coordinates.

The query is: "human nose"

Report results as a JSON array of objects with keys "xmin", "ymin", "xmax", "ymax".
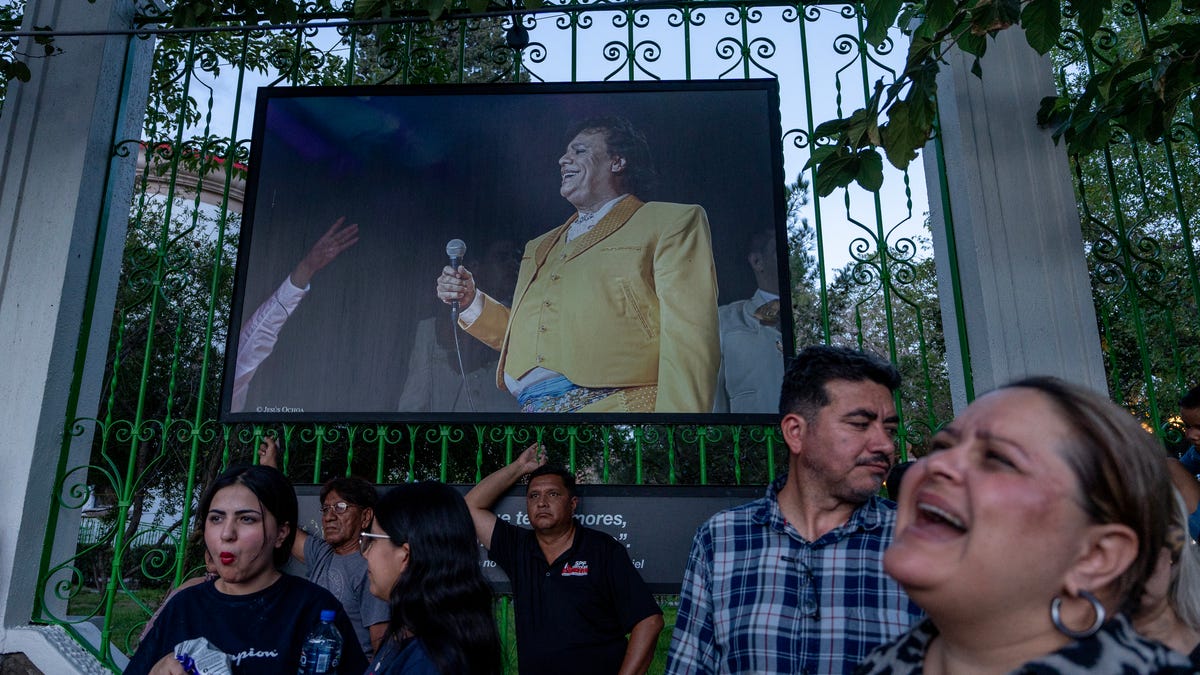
[
  {"xmin": 220, "ymin": 519, "xmax": 236, "ymax": 541},
  {"xmin": 558, "ymin": 151, "xmax": 571, "ymax": 167},
  {"xmin": 868, "ymin": 424, "xmax": 894, "ymax": 454},
  {"xmin": 923, "ymin": 443, "xmax": 965, "ymax": 480}
]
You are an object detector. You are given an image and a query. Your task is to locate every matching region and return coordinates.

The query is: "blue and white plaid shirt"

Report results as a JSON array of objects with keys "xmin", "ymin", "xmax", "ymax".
[{"xmin": 666, "ymin": 474, "xmax": 923, "ymax": 675}]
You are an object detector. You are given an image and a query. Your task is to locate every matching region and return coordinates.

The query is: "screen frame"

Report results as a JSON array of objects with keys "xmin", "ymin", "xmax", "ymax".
[{"xmin": 220, "ymin": 79, "xmax": 793, "ymax": 425}]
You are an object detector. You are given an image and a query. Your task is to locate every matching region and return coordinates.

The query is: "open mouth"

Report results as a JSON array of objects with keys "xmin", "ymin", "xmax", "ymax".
[{"xmin": 915, "ymin": 500, "xmax": 967, "ymax": 534}]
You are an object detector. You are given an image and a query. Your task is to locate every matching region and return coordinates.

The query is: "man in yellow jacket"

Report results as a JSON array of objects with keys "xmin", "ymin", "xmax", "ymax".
[{"xmin": 437, "ymin": 116, "xmax": 719, "ymax": 413}]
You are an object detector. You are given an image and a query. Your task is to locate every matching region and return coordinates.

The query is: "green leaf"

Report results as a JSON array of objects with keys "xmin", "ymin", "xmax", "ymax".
[
  {"xmin": 1150, "ymin": 22, "xmax": 1200, "ymax": 52},
  {"xmin": 11, "ymin": 60, "xmax": 30, "ymax": 82},
  {"xmin": 925, "ymin": 0, "xmax": 958, "ymax": 29},
  {"xmin": 995, "ymin": 0, "xmax": 1021, "ymax": 28},
  {"xmin": 812, "ymin": 147, "xmax": 861, "ymax": 198},
  {"xmin": 804, "ymin": 144, "xmax": 839, "ymax": 169},
  {"xmin": 425, "ymin": 0, "xmax": 446, "ymax": 18},
  {"xmin": 970, "ymin": 58, "xmax": 983, "ymax": 78},
  {"xmin": 856, "ymin": 149, "xmax": 885, "ymax": 192},
  {"xmin": 840, "ymin": 105, "xmax": 882, "ymax": 150},
  {"xmin": 812, "ymin": 116, "xmax": 853, "ymax": 141},
  {"xmin": 863, "ymin": 0, "xmax": 904, "ymax": 48},
  {"xmin": 353, "ymin": 0, "xmax": 386, "ymax": 19},
  {"xmin": 1067, "ymin": 111, "xmax": 1109, "ymax": 155},
  {"xmin": 1191, "ymin": 93, "xmax": 1200, "ymax": 127},
  {"xmin": 969, "ymin": 0, "xmax": 1019, "ymax": 35},
  {"xmin": 1071, "ymin": 0, "xmax": 1111, "ymax": 39},
  {"xmin": 957, "ymin": 29, "xmax": 986, "ymax": 58},
  {"xmin": 1036, "ymin": 94, "xmax": 1071, "ymax": 142},
  {"xmin": 880, "ymin": 97, "xmax": 935, "ymax": 169},
  {"xmin": 1020, "ymin": 0, "xmax": 1060, "ymax": 55},
  {"xmin": 1091, "ymin": 68, "xmax": 1120, "ymax": 102},
  {"xmin": 1143, "ymin": 0, "xmax": 1171, "ymax": 23}
]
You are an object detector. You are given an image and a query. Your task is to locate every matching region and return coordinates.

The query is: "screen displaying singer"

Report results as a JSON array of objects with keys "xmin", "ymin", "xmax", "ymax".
[{"xmin": 435, "ymin": 116, "xmax": 720, "ymax": 413}]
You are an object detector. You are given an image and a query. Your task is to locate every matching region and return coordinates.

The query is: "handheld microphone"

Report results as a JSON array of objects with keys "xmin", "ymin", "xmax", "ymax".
[{"xmin": 446, "ymin": 238, "xmax": 467, "ymax": 321}]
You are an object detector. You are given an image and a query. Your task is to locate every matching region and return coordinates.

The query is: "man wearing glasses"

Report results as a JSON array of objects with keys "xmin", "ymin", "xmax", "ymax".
[
  {"xmin": 259, "ymin": 437, "xmax": 389, "ymax": 659},
  {"xmin": 666, "ymin": 346, "xmax": 924, "ymax": 674}
]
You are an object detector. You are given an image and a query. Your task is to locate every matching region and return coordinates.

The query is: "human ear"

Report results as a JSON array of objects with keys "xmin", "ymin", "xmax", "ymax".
[
  {"xmin": 360, "ymin": 507, "xmax": 374, "ymax": 530},
  {"xmin": 275, "ymin": 522, "xmax": 292, "ymax": 549},
  {"xmin": 780, "ymin": 413, "xmax": 807, "ymax": 457},
  {"xmin": 396, "ymin": 542, "xmax": 411, "ymax": 574},
  {"xmin": 1064, "ymin": 523, "xmax": 1138, "ymax": 596},
  {"xmin": 610, "ymin": 156, "xmax": 627, "ymax": 173}
]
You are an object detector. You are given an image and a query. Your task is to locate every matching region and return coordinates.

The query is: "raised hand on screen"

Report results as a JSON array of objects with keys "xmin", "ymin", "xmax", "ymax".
[{"xmin": 290, "ymin": 216, "xmax": 360, "ymax": 288}]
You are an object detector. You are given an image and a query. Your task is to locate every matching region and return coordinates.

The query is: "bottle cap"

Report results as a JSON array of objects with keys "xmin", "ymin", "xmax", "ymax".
[{"xmin": 320, "ymin": 609, "xmax": 336, "ymax": 621}]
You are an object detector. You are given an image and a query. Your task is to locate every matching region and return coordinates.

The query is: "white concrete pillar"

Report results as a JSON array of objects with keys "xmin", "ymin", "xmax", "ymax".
[
  {"xmin": 0, "ymin": 0, "xmax": 152, "ymax": 670},
  {"xmin": 924, "ymin": 27, "xmax": 1107, "ymax": 411}
]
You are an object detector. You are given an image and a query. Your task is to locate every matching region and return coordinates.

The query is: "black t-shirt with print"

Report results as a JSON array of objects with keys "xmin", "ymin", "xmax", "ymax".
[{"xmin": 126, "ymin": 573, "xmax": 367, "ymax": 674}]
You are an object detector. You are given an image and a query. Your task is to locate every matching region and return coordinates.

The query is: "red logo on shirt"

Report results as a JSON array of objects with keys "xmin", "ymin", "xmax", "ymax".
[{"xmin": 562, "ymin": 560, "xmax": 589, "ymax": 576}]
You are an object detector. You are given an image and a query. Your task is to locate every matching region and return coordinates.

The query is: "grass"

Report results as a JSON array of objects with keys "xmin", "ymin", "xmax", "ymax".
[{"xmin": 65, "ymin": 586, "xmax": 164, "ymax": 657}]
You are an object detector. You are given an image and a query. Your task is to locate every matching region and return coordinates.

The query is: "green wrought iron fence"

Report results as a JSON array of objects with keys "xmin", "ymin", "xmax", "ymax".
[
  {"xmin": 8, "ymin": 0, "xmax": 959, "ymax": 671},
  {"xmin": 1049, "ymin": 3, "xmax": 1200, "ymax": 444}
]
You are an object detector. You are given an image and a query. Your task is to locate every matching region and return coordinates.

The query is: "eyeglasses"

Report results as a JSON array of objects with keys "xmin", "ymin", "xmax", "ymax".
[
  {"xmin": 320, "ymin": 501, "xmax": 358, "ymax": 515},
  {"xmin": 358, "ymin": 531, "xmax": 390, "ymax": 554},
  {"xmin": 781, "ymin": 555, "xmax": 820, "ymax": 619}
]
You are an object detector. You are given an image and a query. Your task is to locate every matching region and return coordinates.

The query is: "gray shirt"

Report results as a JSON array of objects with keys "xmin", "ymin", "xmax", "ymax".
[
  {"xmin": 713, "ymin": 291, "xmax": 784, "ymax": 414},
  {"xmin": 304, "ymin": 536, "xmax": 391, "ymax": 658}
]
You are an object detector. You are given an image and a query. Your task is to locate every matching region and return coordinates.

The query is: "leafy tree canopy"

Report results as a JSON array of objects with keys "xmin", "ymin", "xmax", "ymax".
[{"xmin": 806, "ymin": 0, "xmax": 1200, "ymax": 197}]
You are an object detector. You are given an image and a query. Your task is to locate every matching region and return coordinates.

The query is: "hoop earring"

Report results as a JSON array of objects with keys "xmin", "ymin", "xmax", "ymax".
[{"xmin": 1050, "ymin": 590, "xmax": 1106, "ymax": 639}]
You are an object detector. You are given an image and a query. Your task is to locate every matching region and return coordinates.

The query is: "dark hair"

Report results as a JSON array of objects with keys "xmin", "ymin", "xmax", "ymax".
[
  {"xmin": 527, "ymin": 464, "xmax": 577, "ymax": 498},
  {"xmin": 197, "ymin": 465, "xmax": 297, "ymax": 569},
  {"xmin": 779, "ymin": 345, "xmax": 901, "ymax": 417},
  {"xmin": 747, "ymin": 228, "xmax": 775, "ymax": 258},
  {"xmin": 1005, "ymin": 376, "xmax": 1172, "ymax": 617},
  {"xmin": 375, "ymin": 482, "xmax": 501, "ymax": 675},
  {"xmin": 320, "ymin": 476, "xmax": 378, "ymax": 510},
  {"xmin": 1180, "ymin": 384, "xmax": 1200, "ymax": 410},
  {"xmin": 566, "ymin": 116, "xmax": 656, "ymax": 195}
]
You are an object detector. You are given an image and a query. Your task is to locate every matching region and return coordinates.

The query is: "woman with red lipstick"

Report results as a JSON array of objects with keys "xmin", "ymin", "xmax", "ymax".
[
  {"xmin": 855, "ymin": 377, "xmax": 1194, "ymax": 674},
  {"xmin": 360, "ymin": 481, "xmax": 501, "ymax": 674},
  {"xmin": 126, "ymin": 465, "xmax": 368, "ymax": 675}
]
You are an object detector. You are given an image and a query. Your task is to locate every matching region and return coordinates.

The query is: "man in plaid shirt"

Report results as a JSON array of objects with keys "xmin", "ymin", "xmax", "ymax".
[{"xmin": 666, "ymin": 345, "xmax": 923, "ymax": 674}]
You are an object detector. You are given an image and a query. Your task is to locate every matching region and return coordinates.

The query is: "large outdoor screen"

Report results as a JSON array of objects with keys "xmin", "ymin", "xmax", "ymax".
[{"xmin": 221, "ymin": 80, "xmax": 792, "ymax": 424}]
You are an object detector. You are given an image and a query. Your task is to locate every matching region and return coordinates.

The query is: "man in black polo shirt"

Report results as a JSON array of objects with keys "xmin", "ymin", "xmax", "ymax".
[{"xmin": 466, "ymin": 444, "xmax": 664, "ymax": 674}]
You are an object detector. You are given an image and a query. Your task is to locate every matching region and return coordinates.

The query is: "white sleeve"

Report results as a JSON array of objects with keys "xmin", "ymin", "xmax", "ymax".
[
  {"xmin": 230, "ymin": 277, "xmax": 308, "ymax": 411},
  {"xmin": 456, "ymin": 290, "xmax": 486, "ymax": 326}
]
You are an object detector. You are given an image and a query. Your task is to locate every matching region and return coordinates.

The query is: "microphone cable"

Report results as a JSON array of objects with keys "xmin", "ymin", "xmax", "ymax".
[{"xmin": 451, "ymin": 314, "xmax": 477, "ymax": 413}]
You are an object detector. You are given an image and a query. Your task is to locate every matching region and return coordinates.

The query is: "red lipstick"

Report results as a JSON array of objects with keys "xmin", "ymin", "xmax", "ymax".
[{"xmin": 219, "ymin": 552, "xmax": 236, "ymax": 565}]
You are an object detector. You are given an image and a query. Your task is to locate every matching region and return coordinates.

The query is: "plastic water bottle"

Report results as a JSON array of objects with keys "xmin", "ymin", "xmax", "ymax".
[{"xmin": 297, "ymin": 609, "xmax": 342, "ymax": 674}]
